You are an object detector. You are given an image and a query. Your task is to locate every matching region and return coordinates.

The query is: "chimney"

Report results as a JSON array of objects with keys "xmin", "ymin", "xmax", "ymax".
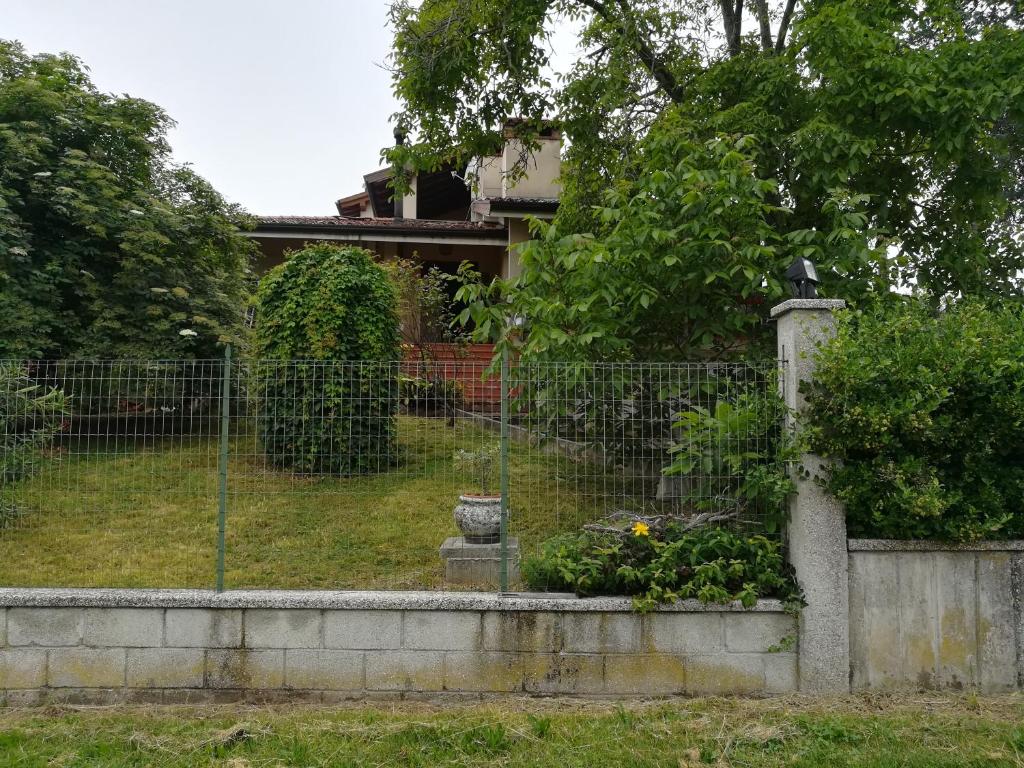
[{"xmin": 500, "ymin": 119, "xmax": 561, "ymax": 199}]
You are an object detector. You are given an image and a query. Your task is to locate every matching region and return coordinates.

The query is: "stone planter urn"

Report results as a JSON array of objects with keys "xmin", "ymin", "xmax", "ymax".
[{"xmin": 453, "ymin": 494, "xmax": 502, "ymax": 544}]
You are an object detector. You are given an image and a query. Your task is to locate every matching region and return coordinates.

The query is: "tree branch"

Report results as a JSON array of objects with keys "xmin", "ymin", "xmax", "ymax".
[
  {"xmin": 754, "ymin": 0, "xmax": 773, "ymax": 52},
  {"xmin": 775, "ymin": 0, "xmax": 799, "ymax": 52},
  {"xmin": 577, "ymin": 0, "xmax": 687, "ymax": 103},
  {"xmin": 719, "ymin": 0, "xmax": 743, "ymax": 56}
]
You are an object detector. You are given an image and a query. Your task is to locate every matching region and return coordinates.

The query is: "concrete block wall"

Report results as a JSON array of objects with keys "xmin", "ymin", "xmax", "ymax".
[
  {"xmin": 849, "ymin": 540, "xmax": 1024, "ymax": 692},
  {"xmin": 0, "ymin": 590, "xmax": 797, "ymax": 703}
]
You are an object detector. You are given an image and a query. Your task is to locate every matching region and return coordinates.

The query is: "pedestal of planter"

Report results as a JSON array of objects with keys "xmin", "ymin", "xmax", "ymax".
[{"xmin": 440, "ymin": 536, "xmax": 520, "ymax": 588}]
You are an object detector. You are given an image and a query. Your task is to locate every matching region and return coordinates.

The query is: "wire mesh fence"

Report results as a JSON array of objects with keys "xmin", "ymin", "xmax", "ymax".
[{"xmin": 0, "ymin": 354, "xmax": 784, "ymax": 591}]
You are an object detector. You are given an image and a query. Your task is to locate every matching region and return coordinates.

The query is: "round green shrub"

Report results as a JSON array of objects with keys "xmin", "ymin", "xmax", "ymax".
[
  {"xmin": 253, "ymin": 244, "xmax": 401, "ymax": 475},
  {"xmin": 805, "ymin": 299, "xmax": 1024, "ymax": 541}
]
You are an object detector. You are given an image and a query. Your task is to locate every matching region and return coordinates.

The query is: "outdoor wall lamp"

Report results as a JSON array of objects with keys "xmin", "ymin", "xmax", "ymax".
[{"xmin": 786, "ymin": 257, "xmax": 820, "ymax": 299}]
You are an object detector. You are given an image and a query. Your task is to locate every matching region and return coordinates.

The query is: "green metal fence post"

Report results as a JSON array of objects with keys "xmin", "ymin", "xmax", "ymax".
[
  {"xmin": 499, "ymin": 346, "xmax": 510, "ymax": 592},
  {"xmin": 215, "ymin": 343, "xmax": 232, "ymax": 592}
]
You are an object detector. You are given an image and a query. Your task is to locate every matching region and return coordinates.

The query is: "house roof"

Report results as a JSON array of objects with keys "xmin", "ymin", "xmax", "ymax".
[
  {"xmin": 482, "ymin": 197, "xmax": 560, "ymax": 213},
  {"xmin": 254, "ymin": 215, "xmax": 507, "ymax": 240},
  {"xmin": 362, "ymin": 165, "xmax": 470, "ymax": 219},
  {"xmin": 335, "ymin": 191, "xmax": 369, "ymax": 217},
  {"xmin": 253, "ymin": 215, "xmax": 497, "ymax": 233},
  {"xmin": 471, "ymin": 197, "xmax": 560, "ymax": 220}
]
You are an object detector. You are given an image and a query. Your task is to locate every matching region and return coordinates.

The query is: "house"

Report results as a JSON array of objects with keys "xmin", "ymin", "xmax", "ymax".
[
  {"xmin": 247, "ymin": 124, "xmax": 562, "ymax": 406},
  {"xmin": 249, "ymin": 124, "xmax": 562, "ymax": 284}
]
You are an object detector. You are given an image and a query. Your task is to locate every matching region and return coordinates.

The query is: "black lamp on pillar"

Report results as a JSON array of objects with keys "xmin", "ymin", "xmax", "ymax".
[{"xmin": 785, "ymin": 257, "xmax": 820, "ymax": 299}]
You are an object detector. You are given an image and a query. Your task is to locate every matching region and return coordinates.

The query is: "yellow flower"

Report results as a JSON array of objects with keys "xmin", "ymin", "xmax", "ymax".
[{"xmin": 631, "ymin": 521, "xmax": 650, "ymax": 537}]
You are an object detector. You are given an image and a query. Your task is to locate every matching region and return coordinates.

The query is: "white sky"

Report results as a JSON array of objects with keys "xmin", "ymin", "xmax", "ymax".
[
  {"xmin": 4, "ymin": 0, "xmax": 581, "ymax": 217},
  {"xmin": 4, "ymin": 0, "xmax": 408, "ymax": 216}
]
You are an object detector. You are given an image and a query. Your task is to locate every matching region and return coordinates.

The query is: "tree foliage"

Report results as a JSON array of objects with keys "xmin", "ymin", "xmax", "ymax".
[
  {"xmin": 805, "ymin": 299, "xmax": 1024, "ymax": 541},
  {"xmin": 457, "ymin": 121, "xmax": 882, "ymax": 360},
  {"xmin": 0, "ymin": 41, "xmax": 254, "ymax": 359},
  {"xmin": 389, "ymin": 0, "xmax": 1024, "ymax": 358}
]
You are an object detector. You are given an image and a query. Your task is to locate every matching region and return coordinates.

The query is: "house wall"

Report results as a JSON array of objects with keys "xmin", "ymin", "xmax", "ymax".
[
  {"xmin": 0, "ymin": 591, "xmax": 796, "ymax": 704},
  {"xmin": 474, "ymin": 155, "xmax": 504, "ymax": 199},
  {"xmin": 503, "ymin": 219, "xmax": 531, "ymax": 280},
  {"xmin": 848, "ymin": 540, "xmax": 1024, "ymax": 692},
  {"xmin": 502, "ymin": 138, "xmax": 561, "ymax": 199}
]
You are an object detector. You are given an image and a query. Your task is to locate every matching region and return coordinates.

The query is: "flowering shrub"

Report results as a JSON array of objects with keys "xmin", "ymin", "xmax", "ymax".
[{"xmin": 522, "ymin": 522, "xmax": 799, "ymax": 612}]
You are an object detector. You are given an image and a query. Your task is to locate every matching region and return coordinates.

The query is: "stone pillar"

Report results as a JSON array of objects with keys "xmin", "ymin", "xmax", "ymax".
[{"xmin": 771, "ymin": 298, "xmax": 849, "ymax": 693}]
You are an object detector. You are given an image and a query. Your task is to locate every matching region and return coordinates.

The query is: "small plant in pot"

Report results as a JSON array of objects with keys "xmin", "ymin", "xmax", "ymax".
[{"xmin": 453, "ymin": 444, "xmax": 502, "ymax": 543}]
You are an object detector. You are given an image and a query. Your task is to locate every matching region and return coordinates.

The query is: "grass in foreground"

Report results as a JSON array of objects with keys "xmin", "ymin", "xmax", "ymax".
[
  {"xmin": 0, "ymin": 416, "xmax": 617, "ymax": 590},
  {"xmin": 1, "ymin": 695, "xmax": 1023, "ymax": 767}
]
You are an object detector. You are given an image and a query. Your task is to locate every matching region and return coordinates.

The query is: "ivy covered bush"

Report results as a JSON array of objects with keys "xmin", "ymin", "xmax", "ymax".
[
  {"xmin": 253, "ymin": 244, "xmax": 401, "ymax": 475},
  {"xmin": 523, "ymin": 522, "xmax": 799, "ymax": 612},
  {"xmin": 806, "ymin": 299, "xmax": 1024, "ymax": 541}
]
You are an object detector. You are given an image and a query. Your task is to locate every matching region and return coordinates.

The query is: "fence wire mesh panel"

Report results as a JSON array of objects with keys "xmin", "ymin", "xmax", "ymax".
[
  {"xmin": 223, "ymin": 358, "xmax": 503, "ymax": 590},
  {"xmin": 0, "ymin": 360, "xmax": 222, "ymax": 587},
  {"xmin": 0, "ymin": 356, "xmax": 784, "ymax": 591},
  {"xmin": 504, "ymin": 361, "xmax": 785, "ymax": 591}
]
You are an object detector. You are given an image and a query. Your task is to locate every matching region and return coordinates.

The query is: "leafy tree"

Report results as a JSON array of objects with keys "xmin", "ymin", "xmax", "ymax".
[
  {"xmin": 388, "ymin": 0, "xmax": 1024, "ymax": 358},
  {"xmin": 0, "ymin": 41, "xmax": 254, "ymax": 359}
]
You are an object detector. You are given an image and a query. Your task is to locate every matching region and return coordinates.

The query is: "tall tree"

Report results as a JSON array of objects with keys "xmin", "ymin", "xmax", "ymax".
[
  {"xmin": 388, "ymin": 0, "xmax": 1024, "ymax": 358},
  {"xmin": 0, "ymin": 41, "xmax": 255, "ymax": 359}
]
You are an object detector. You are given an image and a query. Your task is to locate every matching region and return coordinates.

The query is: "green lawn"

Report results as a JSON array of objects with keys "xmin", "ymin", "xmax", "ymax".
[
  {"xmin": 1, "ymin": 696, "xmax": 1022, "ymax": 767},
  {"xmin": 0, "ymin": 416, "xmax": 616, "ymax": 590}
]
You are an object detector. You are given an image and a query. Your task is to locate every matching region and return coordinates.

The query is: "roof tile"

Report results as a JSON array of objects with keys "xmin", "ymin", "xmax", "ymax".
[{"xmin": 256, "ymin": 215, "xmax": 505, "ymax": 236}]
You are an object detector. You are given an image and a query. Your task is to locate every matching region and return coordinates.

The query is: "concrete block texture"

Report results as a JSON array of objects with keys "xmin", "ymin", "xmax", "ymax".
[
  {"xmin": 684, "ymin": 654, "xmax": 768, "ymax": 696},
  {"xmin": 647, "ymin": 613, "xmax": 722, "ymax": 654},
  {"xmin": 48, "ymin": 648, "xmax": 126, "ymax": 688},
  {"xmin": 775, "ymin": 299, "xmax": 850, "ymax": 693},
  {"xmin": 206, "ymin": 649, "xmax": 284, "ymax": 689},
  {"xmin": 522, "ymin": 652, "xmax": 604, "ymax": 695},
  {"xmin": 0, "ymin": 649, "xmax": 46, "ymax": 689},
  {"xmin": 284, "ymin": 650, "xmax": 364, "ymax": 690},
  {"xmin": 725, "ymin": 613, "xmax": 797, "ymax": 653},
  {"xmin": 0, "ymin": 599, "xmax": 803, "ymax": 700},
  {"xmin": 977, "ymin": 553, "xmax": 1017, "ymax": 692},
  {"xmin": 0, "ymin": 608, "xmax": 6, "ymax": 646},
  {"xmin": 126, "ymin": 649, "xmax": 205, "ymax": 688},
  {"xmin": 83, "ymin": 608, "xmax": 163, "ymax": 647},
  {"xmin": 443, "ymin": 652, "xmax": 525, "ymax": 692},
  {"xmin": 402, "ymin": 611, "xmax": 481, "ymax": 651},
  {"xmin": 849, "ymin": 549, "xmax": 1023, "ymax": 692},
  {"xmin": 562, "ymin": 613, "xmax": 643, "ymax": 654},
  {"xmin": 604, "ymin": 654, "xmax": 686, "ymax": 695},
  {"xmin": 165, "ymin": 609, "xmax": 242, "ymax": 648},
  {"xmin": 365, "ymin": 651, "xmax": 444, "ymax": 691},
  {"xmin": 482, "ymin": 611, "xmax": 561, "ymax": 653},
  {"xmin": 245, "ymin": 610, "xmax": 322, "ymax": 648},
  {"xmin": 324, "ymin": 610, "xmax": 400, "ymax": 650},
  {"xmin": 8, "ymin": 608, "xmax": 82, "ymax": 647}
]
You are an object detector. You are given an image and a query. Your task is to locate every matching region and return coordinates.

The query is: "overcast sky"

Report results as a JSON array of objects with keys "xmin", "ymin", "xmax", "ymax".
[
  {"xmin": 4, "ymin": 1, "xmax": 581, "ymax": 217},
  {"xmin": 4, "ymin": 1, "xmax": 415, "ymax": 216}
]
